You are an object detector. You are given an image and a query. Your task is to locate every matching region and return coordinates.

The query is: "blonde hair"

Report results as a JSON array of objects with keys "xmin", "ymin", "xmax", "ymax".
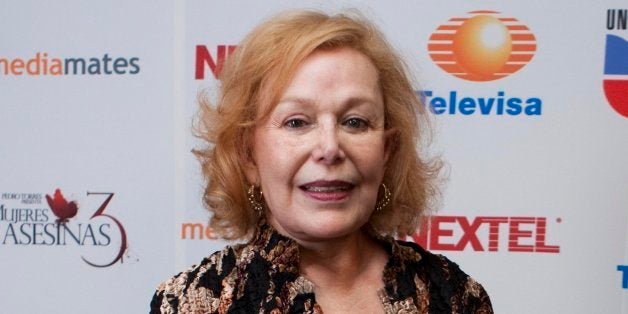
[{"xmin": 195, "ymin": 10, "xmax": 441, "ymax": 240}]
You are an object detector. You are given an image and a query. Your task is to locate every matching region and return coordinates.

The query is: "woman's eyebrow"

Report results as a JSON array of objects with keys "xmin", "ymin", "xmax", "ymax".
[
  {"xmin": 276, "ymin": 97, "xmax": 315, "ymax": 107},
  {"xmin": 277, "ymin": 96, "xmax": 381, "ymax": 108}
]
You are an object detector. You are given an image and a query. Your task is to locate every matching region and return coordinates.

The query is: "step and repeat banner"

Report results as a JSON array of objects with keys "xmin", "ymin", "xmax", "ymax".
[{"xmin": 2, "ymin": 1, "xmax": 627, "ymax": 313}]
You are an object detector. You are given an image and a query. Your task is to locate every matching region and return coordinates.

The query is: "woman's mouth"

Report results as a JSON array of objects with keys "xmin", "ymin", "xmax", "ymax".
[{"xmin": 299, "ymin": 180, "xmax": 354, "ymax": 202}]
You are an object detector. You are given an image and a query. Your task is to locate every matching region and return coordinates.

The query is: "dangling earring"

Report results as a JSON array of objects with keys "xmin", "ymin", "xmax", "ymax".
[
  {"xmin": 247, "ymin": 185, "xmax": 264, "ymax": 215},
  {"xmin": 374, "ymin": 183, "xmax": 391, "ymax": 212}
]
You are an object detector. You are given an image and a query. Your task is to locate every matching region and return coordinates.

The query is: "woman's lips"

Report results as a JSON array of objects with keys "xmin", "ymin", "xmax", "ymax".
[{"xmin": 299, "ymin": 180, "xmax": 354, "ymax": 202}]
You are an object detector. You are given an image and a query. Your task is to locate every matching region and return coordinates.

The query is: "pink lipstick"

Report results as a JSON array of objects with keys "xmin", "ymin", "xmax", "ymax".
[{"xmin": 299, "ymin": 180, "xmax": 354, "ymax": 202}]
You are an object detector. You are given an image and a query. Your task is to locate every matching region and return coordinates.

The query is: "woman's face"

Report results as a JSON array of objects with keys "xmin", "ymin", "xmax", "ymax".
[{"xmin": 247, "ymin": 47, "xmax": 391, "ymax": 243}]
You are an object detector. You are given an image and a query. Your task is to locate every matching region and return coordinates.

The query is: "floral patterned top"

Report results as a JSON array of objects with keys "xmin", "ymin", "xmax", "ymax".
[{"xmin": 150, "ymin": 222, "xmax": 493, "ymax": 313}]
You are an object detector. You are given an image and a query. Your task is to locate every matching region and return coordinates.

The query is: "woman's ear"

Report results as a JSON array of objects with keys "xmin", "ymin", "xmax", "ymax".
[
  {"xmin": 383, "ymin": 128, "xmax": 398, "ymax": 165},
  {"xmin": 243, "ymin": 128, "xmax": 261, "ymax": 185},
  {"xmin": 244, "ymin": 157, "xmax": 260, "ymax": 185}
]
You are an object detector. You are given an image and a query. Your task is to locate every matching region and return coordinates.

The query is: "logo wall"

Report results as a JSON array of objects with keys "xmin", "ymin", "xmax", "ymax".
[
  {"xmin": 604, "ymin": 9, "xmax": 628, "ymax": 118},
  {"xmin": 423, "ymin": 10, "xmax": 542, "ymax": 116},
  {"xmin": 0, "ymin": 189, "xmax": 129, "ymax": 267}
]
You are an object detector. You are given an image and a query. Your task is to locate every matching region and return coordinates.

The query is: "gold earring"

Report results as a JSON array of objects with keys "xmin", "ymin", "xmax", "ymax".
[
  {"xmin": 247, "ymin": 185, "xmax": 264, "ymax": 214},
  {"xmin": 375, "ymin": 183, "xmax": 391, "ymax": 212}
]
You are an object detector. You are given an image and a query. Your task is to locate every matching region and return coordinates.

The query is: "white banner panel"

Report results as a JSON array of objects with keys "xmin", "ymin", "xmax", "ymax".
[{"xmin": 1, "ymin": 1, "xmax": 175, "ymax": 313}]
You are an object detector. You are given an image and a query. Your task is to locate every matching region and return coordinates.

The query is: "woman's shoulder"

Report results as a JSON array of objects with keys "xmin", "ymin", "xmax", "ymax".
[
  {"xmin": 391, "ymin": 238, "xmax": 494, "ymax": 313},
  {"xmin": 150, "ymin": 243, "xmax": 250, "ymax": 313}
]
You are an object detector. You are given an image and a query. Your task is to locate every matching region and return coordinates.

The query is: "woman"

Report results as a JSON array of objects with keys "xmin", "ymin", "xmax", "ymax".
[{"xmin": 152, "ymin": 10, "xmax": 493, "ymax": 313}]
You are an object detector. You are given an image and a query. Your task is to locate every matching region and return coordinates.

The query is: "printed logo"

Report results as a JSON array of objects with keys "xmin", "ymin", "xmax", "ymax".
[
  {"xmin": 181, "ymin": 221, "xmax": 217, "ymax": 240},
  {"xmin": 195, "ymin": 45, "xmax": 237, "ymax": 80},
  {"xmin": 422, "ymin": 10, "xmax": 543, "ymax": 116},
  {"xmin": 618, "ymin": 265, "xmax": 628, "ymax": 289},
  {"xmin": 0, "ymin": 189, "xmax": 130, "ymax": 268},
  {"xmin": 428, "ymin": 10, "xmax": 536, "ymax": 81},
  {"xmin": 46, "ymin": 189, "xmax": 79, "ymax": 223},
  {"xmin": 0, "ymin": 53, "xmax": 140, "ymax": 76},
  {"xmin": 603, "ymin": 9, "xmax": 628, "ymax": 118},
  {"xmin": 406, "ymin": 215, "xmax": 561, "ymax": 253}
]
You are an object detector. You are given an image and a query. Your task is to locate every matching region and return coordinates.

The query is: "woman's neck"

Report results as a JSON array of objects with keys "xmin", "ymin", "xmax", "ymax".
[{"xmin": 297, "ymin": 228, "xmax": 388, "ymax": 292}]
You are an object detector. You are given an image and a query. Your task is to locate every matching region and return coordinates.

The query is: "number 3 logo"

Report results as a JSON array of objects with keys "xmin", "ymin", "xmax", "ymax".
[{"xmin": 82, "ymin": 192, "xmax": 128, "ymax": 268}]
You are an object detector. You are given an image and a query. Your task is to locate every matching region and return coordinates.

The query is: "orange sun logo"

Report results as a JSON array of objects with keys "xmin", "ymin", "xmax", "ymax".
[{"xmin": 428, "ymin": 10, "xmax": 536, "ymax": 81}]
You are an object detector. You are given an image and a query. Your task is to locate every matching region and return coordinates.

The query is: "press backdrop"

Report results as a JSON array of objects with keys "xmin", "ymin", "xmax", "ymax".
[{"xmin": 2, "ymin": 1, "xmax": 627, "ymax": 313}]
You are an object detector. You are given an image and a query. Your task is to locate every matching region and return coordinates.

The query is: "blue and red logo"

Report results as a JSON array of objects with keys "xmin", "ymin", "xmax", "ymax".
[{"xmin": 603, "ymin": 34, "xmax": 628, "ymax": 118}]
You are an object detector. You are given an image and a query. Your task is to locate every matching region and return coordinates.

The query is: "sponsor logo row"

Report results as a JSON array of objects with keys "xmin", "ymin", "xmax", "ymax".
[
  {"xmin": 196, "ymin": 9, "xmax": 627, "ymax": 118},
  {"xmin": 2, "ymin": 10, "xmax": 625, "ymax": 117},
  {"xmin": 181, "ymin": 215, "xmax": 561, "ymax": 254}
]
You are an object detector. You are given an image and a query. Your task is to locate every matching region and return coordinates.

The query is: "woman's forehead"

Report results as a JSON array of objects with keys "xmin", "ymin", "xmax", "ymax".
[{"xmin": 255, "ymin": 47, "xmax": 383, "ymax": 119}]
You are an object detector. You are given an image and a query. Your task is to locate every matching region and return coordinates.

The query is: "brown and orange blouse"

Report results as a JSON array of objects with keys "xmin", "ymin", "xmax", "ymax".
[{"xmin": 151, "ymin": 222, "xmax": 493, "ymax": 313}]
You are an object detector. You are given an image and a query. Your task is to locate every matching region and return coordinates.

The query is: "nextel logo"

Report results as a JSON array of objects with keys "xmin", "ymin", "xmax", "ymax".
[
  {"xmin": 195, "ymin": 45, "xmax": 237, "ymax": 80},
  {"xmin": 409, "ymin": 215, "xmax": 560, "ymax": 253}
]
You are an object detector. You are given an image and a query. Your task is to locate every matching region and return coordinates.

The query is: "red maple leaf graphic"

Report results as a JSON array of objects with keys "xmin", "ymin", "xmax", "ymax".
[{"xmin": 45, "ymin": 189, "xmax": 78, "ymax": 223}]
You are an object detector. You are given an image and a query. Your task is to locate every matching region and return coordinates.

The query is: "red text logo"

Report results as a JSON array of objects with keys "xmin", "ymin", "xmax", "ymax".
[
  {"xmin": 409, "ymin": 215, "xmax": 560, "ymax": 253},
  {"xmin": 195, "ymin": 45, "xmax": 237, "ymax": 80}
]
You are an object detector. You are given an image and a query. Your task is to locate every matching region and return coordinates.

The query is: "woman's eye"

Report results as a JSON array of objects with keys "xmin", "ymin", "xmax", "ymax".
[
  {"xmin": 343, "ymin": 117, "xmax": 368, "ymax": 130},
  {"xmin": 284, "ymin": 118, "xmax": 307, "ymax": 129}
]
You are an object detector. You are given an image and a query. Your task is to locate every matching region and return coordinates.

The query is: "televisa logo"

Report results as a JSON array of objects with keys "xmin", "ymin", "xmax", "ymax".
[
  {"xmin": 420, "ymin": 90, "xmax": 541, "ymax": 116},
  {"xmin": 603, "ymin": 9, "xmax": 628, "ymax": 118},
  {"xmin": 424, "ymin": 10, "xmax": 542, "ymax": 116},
  {"xmin": 428, "ymin": 10, "xmax": 536, "ymax": 81},
  {"xmin": 406, "ymin": 215, "xmax": 561, "ymax": 253},
  {"xmin": 0, "ymin": 189, "xmax": 129, "ymax": 268}
]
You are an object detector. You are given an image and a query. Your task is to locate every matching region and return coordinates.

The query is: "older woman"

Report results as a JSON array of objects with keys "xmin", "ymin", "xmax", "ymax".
[{"xmin": 151, "ymin": 10, "xmax": 492, "ymax": 314}]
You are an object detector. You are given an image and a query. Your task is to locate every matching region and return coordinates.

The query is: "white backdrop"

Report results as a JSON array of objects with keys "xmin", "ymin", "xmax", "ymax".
[{"xmin": 2, "ymin": 1, "xmax": 628, "ymax": 313}]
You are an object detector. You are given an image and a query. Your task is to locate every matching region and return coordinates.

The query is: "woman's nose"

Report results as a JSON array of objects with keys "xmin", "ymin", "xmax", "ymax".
[{"xmin": 311, "ymin": 123, "xmax": 345, "ymax": 165}]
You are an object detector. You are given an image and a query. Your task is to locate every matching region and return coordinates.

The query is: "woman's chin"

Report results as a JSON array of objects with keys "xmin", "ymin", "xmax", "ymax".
[{"xmin": 274, "ymin": 213, "xmax": 370, "ymax": 243}]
